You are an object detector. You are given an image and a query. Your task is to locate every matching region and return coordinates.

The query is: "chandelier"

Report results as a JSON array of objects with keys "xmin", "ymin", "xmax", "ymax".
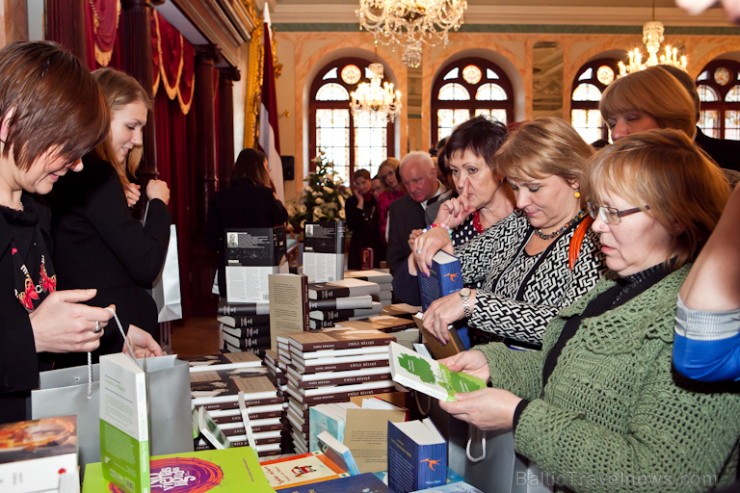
[
  {"xmin": 618, "ymin": 3, "xmax": 687, "ymax": 77},
  {"xmin": 350, "ymin": 62, "xmax": 402, "ymax": 123},
  {"xmin": 356, "ymin": 0, "xmax": 468, "ymax": 68}
]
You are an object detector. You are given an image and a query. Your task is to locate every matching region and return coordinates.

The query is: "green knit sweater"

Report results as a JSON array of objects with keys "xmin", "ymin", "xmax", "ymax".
[{"xmin": 480, "ymin": 265, "xmax": 740, "ymax": 493}]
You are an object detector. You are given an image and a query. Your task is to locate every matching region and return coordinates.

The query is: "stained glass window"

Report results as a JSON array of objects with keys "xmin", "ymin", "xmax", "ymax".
[{"xmin": 697, "ymin": 60, "xmax": 740, "ymax": 140}]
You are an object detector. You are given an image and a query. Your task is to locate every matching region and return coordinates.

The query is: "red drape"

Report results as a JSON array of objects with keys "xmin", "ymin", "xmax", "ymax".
[{"xmin": 84, "ymin": 0, "xmax": 121, "ymax": 69}]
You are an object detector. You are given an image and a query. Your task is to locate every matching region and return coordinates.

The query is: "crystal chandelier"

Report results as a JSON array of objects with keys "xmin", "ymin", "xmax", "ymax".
[
  {"xmin": 356, "ymin": 0, "xmax": 468, "ymax": 69},
  {"xmin": 350, "ymin": 62, "xmax": 402, "ymax": 123},
  {"xmin": 618, "ymin": 2, "xmax": 687, "ymax": 77}
]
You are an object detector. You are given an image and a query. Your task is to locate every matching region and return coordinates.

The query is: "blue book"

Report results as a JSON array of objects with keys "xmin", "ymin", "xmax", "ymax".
[
  {"xmin": 417, "ymin": 251, "xmax": 463, "ymax": 311},
  {"xmin": 388, "ymin": 418, "xmax": 447, "ymax": 493},
  {"xmin": 316, "ymin": 430, "xmax": 361, "ymax": 476},
  {"xmin": 275, "ymin": 472, "xmax": 392, "ymax": 492},
  {"xmin": 410, "ymin": 481, "xmax": 484, "ymax": 492}
]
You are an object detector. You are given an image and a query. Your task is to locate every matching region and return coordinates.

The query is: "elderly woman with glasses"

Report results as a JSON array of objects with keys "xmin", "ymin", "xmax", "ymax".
[{"xmin": 439, "ymin": 129, "xmax": 738, "ymax": 492}]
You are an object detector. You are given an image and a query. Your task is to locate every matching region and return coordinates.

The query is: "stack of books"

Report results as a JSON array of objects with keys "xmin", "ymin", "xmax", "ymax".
[
  {"xmin": 278, "ymin": 329, "xmax": 398, "ymax": 454},
  {"xmin": 345, "ymin": 269, "xmax": 394, "ymax": 306},
  {"xmin": 188, "ymin": 352, "xmax": 287, "ymax": 459},
  {"xmin": 217, "ymin": 298, "xmax": 271, "ymax": 355},
  {"xmin": 308, "ymin": 278, "xmax": 382, "ymax": 330},
  {"xmin": 217, "ymin": 226, "xmax": 289, "ymax": 355}
]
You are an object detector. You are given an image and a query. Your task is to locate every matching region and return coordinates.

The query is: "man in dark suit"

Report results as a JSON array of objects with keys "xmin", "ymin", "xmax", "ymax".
[{"xmin": 386, "ymin": 151, "xmax": 450, "ymax": 274}]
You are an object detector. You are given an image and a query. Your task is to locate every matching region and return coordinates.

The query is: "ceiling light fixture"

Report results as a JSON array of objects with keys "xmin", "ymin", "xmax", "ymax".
[{"xmin": 350, "ymin": 62, "xmax": 402, "ymax": 123}]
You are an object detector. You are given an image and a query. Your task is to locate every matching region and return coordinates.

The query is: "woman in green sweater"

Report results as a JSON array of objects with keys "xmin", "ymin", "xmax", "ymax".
[{"xmin": 439, "ymin": 129, "xmax": 738, "ymax": 492}]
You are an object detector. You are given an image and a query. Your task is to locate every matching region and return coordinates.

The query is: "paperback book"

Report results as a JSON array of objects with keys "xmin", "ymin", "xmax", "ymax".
[
  {"xmin": 275, "ymin": 472, "xmax": 392, "ymax": 493},
  {"xmin": 308, "ymin": 295, "xmax": 374, "ymax": 311},
  {"xmin": 287, "ymin": 328, "xmax": 395, "ymax": 352},
  {"xmin": 217, "ymin": 299, "xmax": 270, "ymax": 316},
  {"xmin": 83, "ymin": 447, "xmax": 274, "ymax": 493},
  {"xmin": 303, "ymin": 221, "xmax": 346, "ymax": 283},
  {"xmin": 388, "ymin": 419, "xmax": 447, "ymax": 493},
  {"xmin": 417, "ymin": 251, "xmax": 463, "ymax": 311},
  {"xmin": 308, "ymin": 278, "xmax": 380, "ymax": 300},
  {"xmin": 99, "ymin": 353, "xmax": 149, "ymax": 493},
  {"xmin": 260, "ymin": 451, "xmax": 349, "ymax": 490},
  {"xmin": 187, "ymin": 351, "xmax": 263, "ymax": 373},
  {"xmin": 388, "ymin": 342, "xmax": 486, "ymax": 402}
]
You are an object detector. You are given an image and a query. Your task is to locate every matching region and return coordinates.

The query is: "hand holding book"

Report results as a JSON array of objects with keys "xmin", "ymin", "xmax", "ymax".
[
  {"xmin": 438, "ymin": 349, "xmax": 491, "ymax": 383},
  {"xmin": 438, "ymin": 386, "xmax": 522, "ymax": 433},
  {"xmin": 422, "ymin": 288, "xmax": 475, "ymax": 345},
  {"xmin": 412, "ymin": 226, "xmax": 455, "ymax": 277}
]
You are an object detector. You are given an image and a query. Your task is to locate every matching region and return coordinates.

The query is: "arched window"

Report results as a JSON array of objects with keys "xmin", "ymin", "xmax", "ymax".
[
  {"xmin": 431, "ymin": 57, "xmax": 514, "ymax": 145},
  {"xmin": 570, "ymin": 59, "xmax": 620, "ymax": 145},
  {"xmin": 309, "ymin": 58, "xmax": 397, "ymax": 183},
  {"xmin": 697, "ymin": 59, "xmax": 740, "ymax": 140}
]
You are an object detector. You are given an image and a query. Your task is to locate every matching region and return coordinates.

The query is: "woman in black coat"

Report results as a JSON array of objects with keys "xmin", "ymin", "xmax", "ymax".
[
  {"xmin": 205, "ymin": 148, "xmax": 289, "ymax": 296},
  {"xmin": 50, "ymin": 68, "xmax": 167, "ymax": 367}
]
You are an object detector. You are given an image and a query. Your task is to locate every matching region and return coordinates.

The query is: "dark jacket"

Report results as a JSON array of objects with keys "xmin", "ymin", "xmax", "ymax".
[
  {"xmin": 205, "ymin": 179, "xmax": 288, "ymax": 295},
  {"xmin": 345, "ymin": 193, "xmax": 385, "ymax": 269},
  {"xmin": 695, "ymin": 126, "xmax": 740, "ymax": 172},
  {"xmin": 386, "ymin": 195, "xmax": 426, "ymax": 275},
  {"xmin": 50, "ymin": 153, "xmax": 171, "ymax": 368},
  {"xmin": 0, "ymin": 195, "xmax": 52, "ymax": 423}
]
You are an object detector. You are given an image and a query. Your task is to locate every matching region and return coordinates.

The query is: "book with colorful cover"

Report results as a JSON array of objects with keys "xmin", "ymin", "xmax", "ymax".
[
  {"xmin": 316, "ymin": 430, "xmax": 360, "ymax": 476},
  {"xmin": 388, "ymin": 342, "xmax": 486, "ymax": 402},
  {"xmin": 83, "ymin": 447, "xmax": 273, "ymax": 492},
  {"xmin": 260, "ymin": 451, "xmax": 349, "ymax": 489},
  {"xmin": 99, "ymin": 353, "xmax": 149, "ymax": 493},
  {"xmin": 0, "ymin": 415, "xmax": 78, "ymax": 493},
  {"xmin": 388, "ymin": 419, "xmax": 447, "ymax": 493},
  {"xmin": 275, "ymin": 472, "xmax": 392, "ymax": 493}
]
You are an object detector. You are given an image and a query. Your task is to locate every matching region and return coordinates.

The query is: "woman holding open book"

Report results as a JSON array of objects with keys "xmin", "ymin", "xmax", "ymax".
[
  {"xmin": 438, "ymin": 130, "xmax": 738, "ymax": 492},
  {"xmin": 407, "ymin": 117, "xmax": 606, "ymax": 349}
]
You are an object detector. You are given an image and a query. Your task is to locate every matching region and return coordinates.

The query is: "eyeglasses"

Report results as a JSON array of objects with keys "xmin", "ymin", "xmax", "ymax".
[{"xmin": 587, "ymin": 202, "xmax": 650, "ymax": 225}]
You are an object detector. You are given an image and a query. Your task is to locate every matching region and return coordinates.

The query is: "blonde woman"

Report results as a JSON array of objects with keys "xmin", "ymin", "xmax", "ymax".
[{"xmin": 50, "ymin": 68, "xmax": 167, "ymax": 367}]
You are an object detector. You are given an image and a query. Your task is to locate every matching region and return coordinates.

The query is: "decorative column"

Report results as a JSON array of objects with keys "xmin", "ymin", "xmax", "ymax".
[
  {"xmin": 45, "ymin": 0, "xmax": 86, "ymax": 61},
  {"xmin": 194, "ymin": 45, "xmax": 219, "ymax": 233},
  {"xmin": 218, "ymin": 66, "xmax": 241, "ymax": 188},
  {"xmin": 120, "ymin": 0, "xmax": 161, "ymax": 178}
]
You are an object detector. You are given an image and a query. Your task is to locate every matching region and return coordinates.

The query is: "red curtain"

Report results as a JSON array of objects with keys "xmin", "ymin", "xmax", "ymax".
[{"xmin": 84, "ymin": 0, "xmax": 121, "ymax": 69}]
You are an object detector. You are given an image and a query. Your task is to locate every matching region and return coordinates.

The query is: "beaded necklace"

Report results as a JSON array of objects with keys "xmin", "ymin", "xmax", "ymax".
[
  {"xmin": 471, "ymin": 210, "xmax": 484, "ymax": 233},
  {"xmin": 534, "ymin": 209, "xmax": 587, "ymax": 240}
]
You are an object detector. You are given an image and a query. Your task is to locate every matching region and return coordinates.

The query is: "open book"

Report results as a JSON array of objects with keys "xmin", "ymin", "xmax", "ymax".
[{"xmin": 388, "ymin": 342, "xmax": 486, "ymax": 401}]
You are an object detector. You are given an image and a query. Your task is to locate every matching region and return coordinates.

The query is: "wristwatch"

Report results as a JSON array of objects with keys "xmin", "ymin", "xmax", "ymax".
[{"xmin": 459, "ymin": 287, "xmax": 473, "ymax": 318}]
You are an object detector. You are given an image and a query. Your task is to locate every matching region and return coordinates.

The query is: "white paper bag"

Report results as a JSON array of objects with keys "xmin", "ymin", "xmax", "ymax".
[{"xmin": 153, "ymin": 225, "xmax": 182, "ymax": 322}]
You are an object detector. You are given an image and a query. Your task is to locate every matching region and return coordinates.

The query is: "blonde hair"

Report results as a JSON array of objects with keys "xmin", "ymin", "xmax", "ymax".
[
  {"xmin": 586, "ymin": 129, "xmax": 729, "ymax": 269},
  {"xmin": 92, "ymin": 68, "xmax": 152, "ymax": 187},
  {"xmin": 496, "ymin": 117, "xmax": 594, "ymax": 187},
  {"xmin": 600, "ymin": 66, "xmax": 696, "ymax": 139}
]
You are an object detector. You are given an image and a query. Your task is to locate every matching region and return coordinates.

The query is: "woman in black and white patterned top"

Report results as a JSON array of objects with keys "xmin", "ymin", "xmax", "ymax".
[{"xmin": 413, "ymin": 118, "xmax": 607, "ymax": 348}]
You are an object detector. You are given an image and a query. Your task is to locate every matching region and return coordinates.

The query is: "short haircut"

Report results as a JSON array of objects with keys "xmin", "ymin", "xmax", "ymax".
[
  {"xmin": 600, "ymin": 66, "xmax": 696, "ymax": 138},
  {"xmin": 496, "ymin": 117, "xmax": 594, "ymax": 186},
  {"xmin": 586, "ymin": 129, "xmax": 729, "ymax": 269},
  {"xmin": 353, "ymin": 168, "xmax": 371, "ymax": 181},
  {"xmin": 231, "ymin": 148, "xmax": 272, "ymax": 189},
  {"xmin": 444, "ymin": 116, "xmax": 508, "ymax": 175},
  {"xmin": 399, "ymin": 151, "xmax": 434, "ymax": 176},
  {"xmin": 92, "ymin": 67, "xmax": 152, "ymax": 180},
  {"xmin": 0, "ymin": 41, "xmax": 109, "ymax": 170}
]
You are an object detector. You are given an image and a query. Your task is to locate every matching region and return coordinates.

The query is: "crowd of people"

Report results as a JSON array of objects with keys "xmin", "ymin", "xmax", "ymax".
[{"xmin": 0, "ymin": 39, "xmax": 737, "ymax": 492}]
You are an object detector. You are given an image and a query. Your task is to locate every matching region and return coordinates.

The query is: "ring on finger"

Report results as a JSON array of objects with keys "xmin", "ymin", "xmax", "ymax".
[
  {"xmin": 416, "ymin": 248, "xmax": 422, "ymax": 254},
  {"xmin": 94, "ymin": 321, "xmax": 103, "ymax": 333}
]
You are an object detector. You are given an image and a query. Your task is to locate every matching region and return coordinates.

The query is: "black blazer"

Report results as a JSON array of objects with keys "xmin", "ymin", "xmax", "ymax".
[
  {"xmin": 205, "ymin": 180, "xmax": 288, "ymax": 295},
  {"xmin": 695, "ymin": 127, "xmax": 740, "ymax": 172},
  {"xmin": 345, "ymin": 194, "xmax": 385, "ymax": 269},
  {"xmin": 0, "ymin": 195, "xmax": 51, "ymax": 423},
  {"xmin": 49, "ymin": 153, "xmax": 171, "ymax": 367},
  {"xmin": 386, "ymin": 195, "xmax": 426, "ymax": 275}
]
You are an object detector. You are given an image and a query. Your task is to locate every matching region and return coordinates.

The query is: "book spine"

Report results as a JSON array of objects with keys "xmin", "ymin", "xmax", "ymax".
[
  {"xmin": 220, "ymin": 324, "xmax": 271, "ymax": 338},
  {"xmin": 307, "ymin": 296, "xmax": 373, "ymax": 310},
  {"xmin": 197, "ymin": 396, "xmax": 286, "ymax": 412},
  {"xmin": 222, "ymin": 333, "xmax": 272, "ymax": 349},
  {"xmin": 296, "ymin": 338, "xmax": 392, "ymax": 352},
  {"xmin": 297, "ymin": 385, "xmax": 396, "ymax": 405},
  {"xmin": 220, "ymin": 314, "xmax": 271, "ymax": 327},
  {"xmin": 298, "ymin": 358, "xmax": 390, "ymax": 374},
  {"xmin": 290, "ymin": 370, "xmax": 391, "ymax": 389},
  {"xmin": 309, "ymin": 308, "xmax": 355, "ymax": 321},
  {"xmin": 310, "ymin": 286, "xmax": 351, "ymax": 300},
  {"xmin": 300, "ymin": 275, "xmax": 310, "ymax": 332},
  {"xmin": 217, "ymin": 302, "xmax": 270, "ymax": 315}
]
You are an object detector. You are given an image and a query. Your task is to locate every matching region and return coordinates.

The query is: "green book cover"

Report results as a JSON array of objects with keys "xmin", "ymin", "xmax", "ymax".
[
  {"xmin": 83, "ymin": 447, "xmax": 274, "ymax": 492},
  {"xmin": 388, "ymin": 342, "xmax": 486, "ymax": 401},
  {"xmin": 99, "ymin": 353, "xmax": 150, "ymax": 493}
]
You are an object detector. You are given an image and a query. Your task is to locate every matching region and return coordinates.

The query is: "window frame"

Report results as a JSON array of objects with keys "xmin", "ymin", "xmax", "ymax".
[
  {"xmin": 431, "ymin": 57, "xmax": 514, "ymax": 147},
  {"xmin": 696, "ymin": 59, "xmax": 740, "ymax": 140},
  {"xmin": 570, "ymin": 58, "xmax": 620, "ymax": 143},
  {"xmin": 308, "ymin": 57, "xmax": 396, "ymax": 178}
]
